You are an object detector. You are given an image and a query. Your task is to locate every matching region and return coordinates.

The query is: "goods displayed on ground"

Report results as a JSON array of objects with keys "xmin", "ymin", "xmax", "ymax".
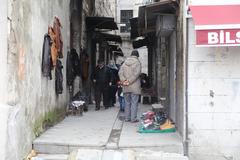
[{"xmin": 138, "ymin": 110, "xmax": 176, "ymax": 133}]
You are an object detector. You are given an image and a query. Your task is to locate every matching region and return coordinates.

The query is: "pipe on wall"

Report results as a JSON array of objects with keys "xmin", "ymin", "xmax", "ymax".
[{"xmin": 183, "ymin": 0, "xmax": 189, "ymax": 157}]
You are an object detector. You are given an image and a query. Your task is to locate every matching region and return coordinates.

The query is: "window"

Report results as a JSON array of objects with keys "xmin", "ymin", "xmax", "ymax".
[{"xmin": 120, "ymin": 10, "xmax": 133, "ymax": 33}]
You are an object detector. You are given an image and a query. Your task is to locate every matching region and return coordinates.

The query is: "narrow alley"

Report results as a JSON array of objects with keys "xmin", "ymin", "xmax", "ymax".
[
  {"xmin": 1, "ymin": 0, "xmax": 240, "ymax": 160},
  {"xmin": 33, "ymin": 104, "xmax": 184, "ymax": 159}
]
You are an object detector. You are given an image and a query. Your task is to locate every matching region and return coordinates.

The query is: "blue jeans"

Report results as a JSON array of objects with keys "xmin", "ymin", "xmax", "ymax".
[
  {"xmin": 124, "ymin": 93, "xmax": 139, "ymax": 121},
  {"xmin": 118, "ymin": 96, "xmax": 125, "ymax": 111}
]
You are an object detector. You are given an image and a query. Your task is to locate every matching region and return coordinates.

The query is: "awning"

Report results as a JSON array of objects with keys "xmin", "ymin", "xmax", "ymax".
[
  {"xmin": 190, "ymin": 5, "xmax": 240, "ymax": 47},
  {"xmin": 86, "ymin": 16, "xmax": 118, "ymax": 30},
  {"xmin": 94, "ymin": 32, "xmax": 122, "ymax": 43},
  {"xmin": 132, "ymin": 38, "xmax": 149, "ymax": 49},
  {"xmin": 138, "ymin": 0, "xmax": 179, "ymax": 35},
  {"xmin": 130, "ymin": 18, "xmax": 139, "ymax": 39},
  {"xmin": 108, "ymin": 44, "xmax": 124, "ymax": 56}
]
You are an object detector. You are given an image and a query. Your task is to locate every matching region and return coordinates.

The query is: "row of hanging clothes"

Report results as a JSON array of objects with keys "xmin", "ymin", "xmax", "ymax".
[{"xmin": 41, "ymin": 16, "xmax": 64, "ymax": 95}]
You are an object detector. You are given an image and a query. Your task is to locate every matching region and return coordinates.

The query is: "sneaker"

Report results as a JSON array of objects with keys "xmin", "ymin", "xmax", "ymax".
[
  {"xmin": 131, "ymin": 119, "xmax": 139, "ymax": 123},
  {"xmin": 120, "ymin": 109, "xmax": 125, "ymax": 112}
]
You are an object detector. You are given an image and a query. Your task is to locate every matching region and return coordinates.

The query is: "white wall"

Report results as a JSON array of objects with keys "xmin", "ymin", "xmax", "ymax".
[
  {"xmin": 187, "ymin": 18, "xmax": 240, "ymax": 159},
  {"xmin": 0, "ymin": 0, "xmax": 7, "ymax": 103}
]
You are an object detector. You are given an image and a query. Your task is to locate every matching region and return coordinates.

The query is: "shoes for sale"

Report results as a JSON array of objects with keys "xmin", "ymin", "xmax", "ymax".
[
  {"xmin": 125, "ymin": 119, "xmax": 131, "ymax": 122},
  {"xmin": 131, "ymin": 119, "xmax": 139, "ymax": 123},
  {"xmin": 120, "ymin": 109, "xmax": 125, "ymax": 112},
  {"xmin": 160, "ymin": 119, "xmax": 175, "ymax": 130},
  {"xmin": 141, "ymin": 111, "xmax": 155, "ymax": 120}
]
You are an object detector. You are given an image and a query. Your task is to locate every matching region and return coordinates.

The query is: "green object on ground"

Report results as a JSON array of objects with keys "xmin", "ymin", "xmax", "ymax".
[{"xmin": 138, "ymin": 126, "xmax": 176, "ymax": 133}]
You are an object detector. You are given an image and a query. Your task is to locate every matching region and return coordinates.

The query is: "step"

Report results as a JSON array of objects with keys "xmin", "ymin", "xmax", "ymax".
[
  {"xmin": 69, "ymin": 149, "xmax": 188, "ymax": 160},
  {"xmin": 32, "ymin": 154, "xmax": 68, "ymax": 160}
]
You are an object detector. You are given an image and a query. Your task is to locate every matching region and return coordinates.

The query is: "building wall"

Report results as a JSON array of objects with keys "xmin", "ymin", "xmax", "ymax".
[
  {"xmin": 95, "ymin": 0, "xmax": 114, "ymax": 17},
  {"xmin": 117, "ymin": 0, "xmax": 148, "ymax": 73},
  {"xmin": 3, "ymin": 0, "xmax": 71, "ymax": 159},
  {"xmin": 187, "ymin": 7, "xmax": 240, "ymax": 160},
  {"xmin": 0, "ymin": 0, "xmax": 8, "ymax": 103}
]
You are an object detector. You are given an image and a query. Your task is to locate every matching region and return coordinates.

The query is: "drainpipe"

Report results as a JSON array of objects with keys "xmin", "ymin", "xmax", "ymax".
[{"xmin": 183, "ymin": 0, "xmax": 189, "ymax": 157}]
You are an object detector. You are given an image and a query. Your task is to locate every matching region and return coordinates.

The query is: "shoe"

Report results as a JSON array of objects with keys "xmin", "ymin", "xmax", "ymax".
[
  {"xmin": 160, "ymin": 119, "xmax": 175, "ymax": 130},
  {"xmin": 95, "ymin": 107, "xmax": 100, "ymax": 111},
  {"xmin": 83, "ymin": 106, "xmax": 88, "ymax": 112},
  {"xmin": 104, "ymin": 106, "xmax": 109, "ymax": 109},
  {"xmin": 120, "ymin": 109, "xmax": 125, "ymax": 112},
  {"xmin": 125, "ymin": 119, "xmax": 131, "ymax": 122},
  {"xmin": 131, "ymin": 119, "xmax": 139, "ymax": 123}
]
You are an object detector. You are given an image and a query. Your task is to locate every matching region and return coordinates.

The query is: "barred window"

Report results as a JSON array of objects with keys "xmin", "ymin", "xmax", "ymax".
[{"xmin": 120, "ymin": 10, "xmax": 133, "ymax": 33}]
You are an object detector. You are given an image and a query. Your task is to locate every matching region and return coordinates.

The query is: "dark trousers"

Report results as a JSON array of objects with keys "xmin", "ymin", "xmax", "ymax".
[
  {"xmin": 109, "ymin": 86, "xmax": 117, "ymax": 106},
  {"xmin": 95, "ymin": 86, "xmax": 110, "ymax": 108}
]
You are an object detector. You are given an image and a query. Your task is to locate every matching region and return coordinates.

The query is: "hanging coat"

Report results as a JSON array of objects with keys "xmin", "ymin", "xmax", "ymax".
[
  {"xmin": 53, "ymin": 17, "xmax": 63, "ymax": 58},
  {"xmin": 42, "ymin": 33, "xmax": 53, "ymax": 80},
  {"xmin": 66, "ymin": 51, "xmax": 74, "ymax": 86},
  {"xmin": 66, "ymin": 49, "xmax": 81, "ymax": 86},
  {"xmin": 81, "ymin": 53, "xmax": 89, "ymax": 81},
  {"xmin": 55, "ymin": 59, "xmax": 63, "ymax": 94},
  {"xmin": 48, "ymin": 27, "xmax": 58, "ymax": 67}
]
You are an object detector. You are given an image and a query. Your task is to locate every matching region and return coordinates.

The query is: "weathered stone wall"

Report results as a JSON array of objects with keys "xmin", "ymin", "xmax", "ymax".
[
  {"xmin": 4, "ymin": 0, "xmax": 70, "ymax": 159},
  {"xmin": 95, "ymin": 0, "xmax": 114, "ymax": 17}
]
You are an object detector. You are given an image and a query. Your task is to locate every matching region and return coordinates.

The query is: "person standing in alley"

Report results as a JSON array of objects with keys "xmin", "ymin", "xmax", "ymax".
[
  {"xmin": 118, "ymin": 50, "xmax": 141, "ymax": 123},
  {"xmin": 91, "ymin": 59, "xmax": 112, "ymax": 110},
  {"xmin": 108, "ymin": 60, "xmax": 119, "ymax": 107}
]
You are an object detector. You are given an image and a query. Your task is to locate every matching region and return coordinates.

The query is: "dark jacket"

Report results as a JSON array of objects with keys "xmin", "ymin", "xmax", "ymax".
[
  {"xmin": 55, "ymin": 59, "xmax": 63, "ymax": 94},
  {"xmin": 66, "ymin": 49, "xmax": 81, "ymax": 86},
  {"xmin": 108, "ymin": 65, "xmax": 119, "ymax": 86},
  {"xmin": 42, "ymin": 34, "xmax": 53, "ymax": 79},
  {"xmin": 91, "ymin": 65, "xmax": 111, "ymax": 88}
]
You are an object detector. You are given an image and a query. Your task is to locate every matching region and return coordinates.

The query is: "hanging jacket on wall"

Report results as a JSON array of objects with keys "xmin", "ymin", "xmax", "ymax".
[
  {"xmin": 66, "ymin": 49, "xmax": 81, "ymax": 86},
  {"xmin": 81, "ymin": 52, "xmax": 89, "ymax": 81},
  {"xmin": 66, "ymin": 51, "xmax": 74, "ymax": 86},
  {"xmin": 55, "ymin": 59, "xmax": 63, "ymax": 94},
  {"xmin": 71, "ymin": 49, "xmax": 81, "ymax": 77},
  {"xmin": 53, "ymin": 16, "xmax": 63, "ymax": 58},
  {"xmin": 48, "ymin": 27, "xmax": 58, "ymax": 67},
  {"xmin": 42, "ymin": 33, "xmax": 53, "ymax": 80}
]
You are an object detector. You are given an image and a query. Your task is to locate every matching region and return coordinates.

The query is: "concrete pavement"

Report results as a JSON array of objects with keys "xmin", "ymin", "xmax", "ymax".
[{"xmin": 33, "ymin": 104, "xmax": 185, "ymax": 159}]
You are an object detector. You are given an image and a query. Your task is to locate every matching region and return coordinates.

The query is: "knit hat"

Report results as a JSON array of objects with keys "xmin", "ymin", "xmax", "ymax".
[{"xmin": 131, "ymin": 50, "xmax": 139, "ymax": 57}]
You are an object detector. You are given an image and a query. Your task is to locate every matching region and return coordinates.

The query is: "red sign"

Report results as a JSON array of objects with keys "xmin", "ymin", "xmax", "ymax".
[{"xmin": 196, "ymin": 29, "xmax": 240, "ymax": 46}]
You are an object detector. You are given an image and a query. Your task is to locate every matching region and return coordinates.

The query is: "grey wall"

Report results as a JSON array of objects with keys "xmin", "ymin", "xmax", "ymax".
[{"xmin": 4, "ymin": 0, "xmax": 70, "ymax": 159}]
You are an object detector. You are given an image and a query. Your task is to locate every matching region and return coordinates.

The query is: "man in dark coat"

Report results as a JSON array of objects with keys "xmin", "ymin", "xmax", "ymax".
[
  {"xmin": 91, "ymin": 59, "xmax": 112, "ymax": 110},
  {"xmin": 108, "ymin": 60, "xmax": 119, "ymax": 107}
]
